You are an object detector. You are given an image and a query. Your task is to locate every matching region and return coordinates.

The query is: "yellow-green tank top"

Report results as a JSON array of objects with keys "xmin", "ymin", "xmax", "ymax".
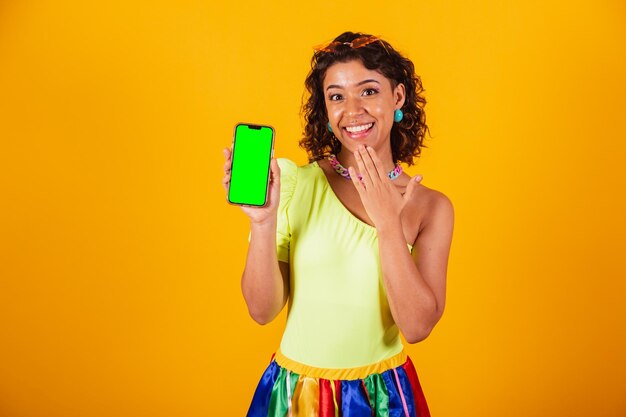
[{"xmin": 275, "ymin": 158, "xmax": 407, "ymax": 369}]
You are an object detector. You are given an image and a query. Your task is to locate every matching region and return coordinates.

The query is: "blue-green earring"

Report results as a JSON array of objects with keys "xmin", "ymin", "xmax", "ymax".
[
  {"xmin": 394, "ymin": 109, "xmax": 404, "ymax": 123},
  {"xmin": 327, "ymin": 122, "xmax": 333, "ymax": 133}
]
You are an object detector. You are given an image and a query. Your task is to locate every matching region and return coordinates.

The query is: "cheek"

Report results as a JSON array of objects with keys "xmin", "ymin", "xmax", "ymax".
[
  {"xmin": 325, "ymin": 103, "xmax": 342, "ymax": 121},
  {"xmin": 370, "ymin": 104, "xmax": 390, "ymax": 120},
  {"xmin": 374, "ymin": 100, "xmax": 396, "ymax": 119}
]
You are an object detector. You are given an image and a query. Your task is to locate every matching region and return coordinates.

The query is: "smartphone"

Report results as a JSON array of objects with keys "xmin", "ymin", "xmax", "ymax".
[{"xmin": 227, "ymin": 123, "xmax": 275, "ymax": 207}]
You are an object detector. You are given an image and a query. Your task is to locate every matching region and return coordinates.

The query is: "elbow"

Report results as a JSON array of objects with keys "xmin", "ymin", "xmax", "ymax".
[
  {"xmin": 247, "ymin": 299, "xmax": 285, "ymax": 325},
  {"xmin": 241, "ymin": 288, "xmax": 283, "ymax": 325},
  {"xmin": 403, "ymin": 308, "xmax": 444, "ymax": 344},
  {"xmin": 404, "ymin": 324, "xmax": 434, "ymax": 344},
  {"xmin": 248, "ymin": 308, "xmax": 276, "ymax": 325}
]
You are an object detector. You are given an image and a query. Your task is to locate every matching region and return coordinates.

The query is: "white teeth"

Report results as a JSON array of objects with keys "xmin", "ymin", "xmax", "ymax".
[{"xmin": 345, "ymin": 123, "xmax": 373, "ymax": 133}]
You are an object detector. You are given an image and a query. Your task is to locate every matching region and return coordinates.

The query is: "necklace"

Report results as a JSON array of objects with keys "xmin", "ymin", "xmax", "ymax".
[{"xmin": 327, "ymin": 154, "xmax": 403, "ymax": 181}]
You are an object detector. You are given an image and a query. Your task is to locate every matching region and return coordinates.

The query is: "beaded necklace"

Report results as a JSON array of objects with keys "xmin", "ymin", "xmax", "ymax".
[{"xmin": 327, "ymin": 154, "xmax": 403, "ymax": 181}]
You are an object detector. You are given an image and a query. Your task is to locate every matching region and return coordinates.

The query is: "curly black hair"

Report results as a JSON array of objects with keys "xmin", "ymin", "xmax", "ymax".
[{"xmin": 300, "ymin": 32, "xmax": 429, "ymax": 166}]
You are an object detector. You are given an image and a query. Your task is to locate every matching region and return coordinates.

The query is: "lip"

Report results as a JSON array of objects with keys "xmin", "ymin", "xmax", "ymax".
[{"xmin": 342, "ymin": 122, "xmax": 374, "ymax": 139}]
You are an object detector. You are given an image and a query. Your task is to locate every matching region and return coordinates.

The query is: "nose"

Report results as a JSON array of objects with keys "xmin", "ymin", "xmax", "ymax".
[{"xmin": 344, "ymin": 96, "xmax": 364, "ymax": 119}]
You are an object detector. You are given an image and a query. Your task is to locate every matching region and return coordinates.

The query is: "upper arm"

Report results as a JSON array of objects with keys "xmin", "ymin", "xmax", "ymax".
[{"xmin": 411, "ymin": 192, "xmax": 454, "ymax": 318}]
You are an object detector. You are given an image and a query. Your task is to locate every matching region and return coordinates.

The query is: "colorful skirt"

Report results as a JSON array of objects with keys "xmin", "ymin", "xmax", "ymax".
[{"xmin": 247, "ymin": 350, "xmax": 430, "ymax": 417}]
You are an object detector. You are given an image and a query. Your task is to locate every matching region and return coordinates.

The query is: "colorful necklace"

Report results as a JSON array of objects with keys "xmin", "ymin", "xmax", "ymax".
[{"xmin": 327, "ymin": 154, "xmax": 403, "ymax": 181}]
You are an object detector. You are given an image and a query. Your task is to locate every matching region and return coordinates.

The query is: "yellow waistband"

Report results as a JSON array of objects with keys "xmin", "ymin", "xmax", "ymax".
[{"xmin": 273, "ymin": 349, "xmax": 408, "ymax": 380}]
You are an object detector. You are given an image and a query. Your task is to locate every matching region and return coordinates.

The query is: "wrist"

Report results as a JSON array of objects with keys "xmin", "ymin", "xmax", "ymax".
[
  {"xmin": 250, "ymin": 217, "xmax": 277, "ymax": 230},
  {"xmin": 375, "ymin": 218, "xmax": 403, "ymax": 238}
]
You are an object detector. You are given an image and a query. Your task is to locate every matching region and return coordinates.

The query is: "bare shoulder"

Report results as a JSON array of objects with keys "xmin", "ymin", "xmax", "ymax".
[
  {"xmin": 408, "ymin": 183, "xmax": 454, "ymax": 234},
  {"xmin": 413, "ymin": 184, "xmax": 454, "ymax": 217}
]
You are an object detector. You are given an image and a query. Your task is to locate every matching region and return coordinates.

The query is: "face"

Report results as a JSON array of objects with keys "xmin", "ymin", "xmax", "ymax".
[{"xmin": 323, "ymin": 59, "xmax": 405, "ymax": 156}]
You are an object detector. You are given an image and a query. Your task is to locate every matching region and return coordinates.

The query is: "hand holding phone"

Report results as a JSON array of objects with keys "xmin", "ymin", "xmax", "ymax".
[
  {"xmin": 227, "ymin": 123, "xmax": 275, "ymax": 207},
  {"xmin": 223, "ymin": 150, "xmax": 281, "ymax": 224},
  {"xmin": 222, "ymin": 125, "xmax": 280, "ymax": 223}
]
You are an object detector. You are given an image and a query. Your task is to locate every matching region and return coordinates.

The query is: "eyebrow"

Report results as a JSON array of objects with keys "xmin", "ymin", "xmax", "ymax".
[{"xmin": 326, "ymin": 79, "xmax": 381, "ymax": 91}]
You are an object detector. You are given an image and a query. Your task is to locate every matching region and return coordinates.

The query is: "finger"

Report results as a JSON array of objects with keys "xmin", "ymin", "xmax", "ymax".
[
  {"xmin": 222, "ymin": 172, "xmax": 230, "ymax": 191},
  {"xmin": 348, "ymin": 166, "xmax": 366, "ymax": 195},
  {"xmin": 267, "ymin": 158, "xmax": 281, "ymax": 206},
  {"xmin": 403, "ymin": 174, "xmax": 423, "ymax": 201},
  {"xmin": 359, "ymin": 146, "xmax": 381, "ymax": 186},
  {"xmin": 270, "ymin": 158, "xmax": 281, "ymax": 185},
  {"xmin": 223, "ymin": 148, "xmax": 232, "ymax": 174},
  {"xmin": 222, "ymin": 147, "xmax": 233, "ymax": 191},
  {"xmin": 354, "ymin": 147, "xmax": 373, "ymax": 187},
  {"xmin": 365, "ymin": 146, "xmax": 388, "ymax": 182}
]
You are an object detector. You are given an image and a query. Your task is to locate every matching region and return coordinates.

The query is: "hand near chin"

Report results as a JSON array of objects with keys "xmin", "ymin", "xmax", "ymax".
[
  {"xmin": 222, "ymin": 148, "xmax": 281, "ymax": 225},
  {"xmin": 347, "ymin": 146, "xmax": 422, "ymax": 229}
]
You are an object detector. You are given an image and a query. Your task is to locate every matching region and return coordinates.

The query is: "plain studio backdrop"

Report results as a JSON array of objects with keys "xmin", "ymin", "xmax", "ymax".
[{"xmin": 1, "ymin": 1, "xmax": 625, "ymax": 416}]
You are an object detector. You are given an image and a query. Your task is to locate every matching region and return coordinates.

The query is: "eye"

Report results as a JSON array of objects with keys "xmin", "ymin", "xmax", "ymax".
[
  {"xmin": 329, "ymin": 93, "xmax": 343, "ymax": 101},
  {"xmin": 362, "ymin": 88, "xmax": 379, "ymax": 96}
]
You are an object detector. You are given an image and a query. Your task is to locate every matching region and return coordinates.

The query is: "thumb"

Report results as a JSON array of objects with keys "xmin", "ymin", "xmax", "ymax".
[
  {"xmin": 265, "ymin": 158, "xmax": 281, "ymax": 207},
  {"xmin": 404, "ymin": 174, "xmax": 423, "ymax": 200},
  {"xmin": 270, "ymin": 158, "xmax": 281, "ymax": 183},
  {"xmin": 269, "ymin": 158, "xmax": 281, "ymax": 193}
]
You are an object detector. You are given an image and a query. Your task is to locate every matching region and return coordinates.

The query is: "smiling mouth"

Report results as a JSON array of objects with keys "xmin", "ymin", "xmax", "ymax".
[{"xmin": 344, "ymin": 122, "xmax": 374, "ymax": 133}]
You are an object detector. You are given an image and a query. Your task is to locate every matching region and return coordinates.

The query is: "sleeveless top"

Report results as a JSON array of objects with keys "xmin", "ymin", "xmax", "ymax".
[{"xmin": 275, "ymin": 158, "xmax": 408, "ymax": 369}]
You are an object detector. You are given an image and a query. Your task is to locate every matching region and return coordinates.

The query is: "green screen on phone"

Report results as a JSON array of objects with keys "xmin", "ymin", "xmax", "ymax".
[{"xmin": 228, "ymin": 124, "xmax": 274, "ymax": 206}]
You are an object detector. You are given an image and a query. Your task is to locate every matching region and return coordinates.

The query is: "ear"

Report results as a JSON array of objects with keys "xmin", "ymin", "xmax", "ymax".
[{"xmin": 394, "ymin": 83, "xmax": 406, "ymax": 109}]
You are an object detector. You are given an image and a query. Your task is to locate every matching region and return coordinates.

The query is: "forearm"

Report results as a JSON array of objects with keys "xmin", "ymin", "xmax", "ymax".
[
  {"xmin": 241, "ymin": 219, "xmax": 287, "ymax": 325},
  {"xmin": 377, "ymin": 220, "xmax": 440, "ymax": 343}
]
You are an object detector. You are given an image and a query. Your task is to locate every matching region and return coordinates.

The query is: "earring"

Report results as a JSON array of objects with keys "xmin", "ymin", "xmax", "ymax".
[
  {"xmin": 394, "ymin": 109, "xmax": 404, "ymax": 123},
  {"xmin": 327, "ymin": 122, "xmax": 333, "ymax": 133}
]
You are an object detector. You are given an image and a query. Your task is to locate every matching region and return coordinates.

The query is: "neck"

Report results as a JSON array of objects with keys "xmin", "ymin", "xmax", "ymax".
[{"xmin": 336, "ymin": 146, "xmax": 395, "ymax": 172}]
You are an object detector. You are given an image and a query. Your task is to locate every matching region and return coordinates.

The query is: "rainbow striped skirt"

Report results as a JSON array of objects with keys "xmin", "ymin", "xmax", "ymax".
[{"xmin": 246, "ymin": 350, "xmax": 430, "ymax": 417}]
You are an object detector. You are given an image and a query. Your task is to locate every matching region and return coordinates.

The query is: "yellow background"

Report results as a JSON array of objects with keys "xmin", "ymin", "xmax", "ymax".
[{"xmin": 1, "ymin": 1, "xmax": 625, "ymax": 416}]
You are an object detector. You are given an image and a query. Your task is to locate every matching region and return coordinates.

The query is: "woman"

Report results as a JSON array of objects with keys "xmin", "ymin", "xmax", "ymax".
[{"xmin": 223, "ymin": 32, "xmax": 454, "ymax": 417}]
